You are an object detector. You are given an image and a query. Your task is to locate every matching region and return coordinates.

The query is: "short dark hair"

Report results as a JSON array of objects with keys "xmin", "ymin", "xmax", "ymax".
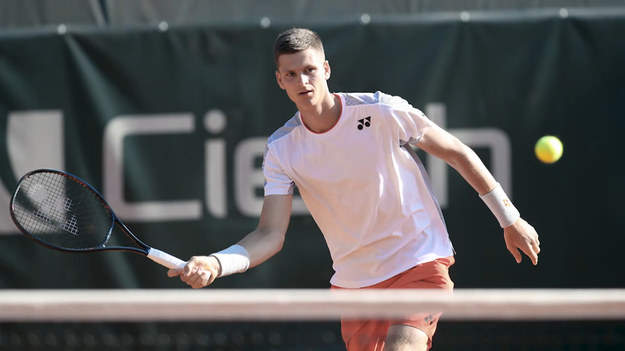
[{"xmin": 273, "ymin": 28, "xmax": 324, "ymax": 66}]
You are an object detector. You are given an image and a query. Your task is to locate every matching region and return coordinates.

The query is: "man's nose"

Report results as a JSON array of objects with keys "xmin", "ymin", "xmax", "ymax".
[{"xmin": 297, "ymin": 73, "xmax": 309, "ymax": 85}]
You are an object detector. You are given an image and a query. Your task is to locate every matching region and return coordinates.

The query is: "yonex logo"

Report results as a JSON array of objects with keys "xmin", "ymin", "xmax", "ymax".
[
  {"xmin": 503, "ymin": 198, "xmax": 511, "ymax": 207},
  {"xmin": 357, "ymin": 116, "xmax": 371, "ymax": 130}
]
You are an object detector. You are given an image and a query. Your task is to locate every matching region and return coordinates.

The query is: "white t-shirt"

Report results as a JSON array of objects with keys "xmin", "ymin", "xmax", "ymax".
[{"xmin": 263, "ymin": 91, "xmax": 454, "ymax": 288}]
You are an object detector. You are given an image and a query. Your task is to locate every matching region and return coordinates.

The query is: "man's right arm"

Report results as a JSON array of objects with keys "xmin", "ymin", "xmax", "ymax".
[{"xmin": 168, "ymin": 194, "xmax": 293, "ymax": 288}]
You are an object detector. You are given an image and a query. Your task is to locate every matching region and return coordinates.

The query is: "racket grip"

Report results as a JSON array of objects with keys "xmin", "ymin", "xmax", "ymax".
[{"xmin": 147, "ymin": 248, "xmax": 186, "ymax": 270}]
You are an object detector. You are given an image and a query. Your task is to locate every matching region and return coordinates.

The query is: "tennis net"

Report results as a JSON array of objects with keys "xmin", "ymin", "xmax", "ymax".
[{"xmin": 1, "ymin": 289, "xmax": 624, "ymax": 350}]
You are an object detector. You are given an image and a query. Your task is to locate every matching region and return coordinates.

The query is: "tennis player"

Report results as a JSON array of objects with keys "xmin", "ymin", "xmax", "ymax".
[{"xmin": 169, "ymin": 28, "xmax": 540, "ymax": 351}]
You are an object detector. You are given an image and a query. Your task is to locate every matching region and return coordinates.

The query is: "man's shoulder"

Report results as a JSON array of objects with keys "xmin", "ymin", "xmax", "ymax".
[
  {"xmin": 340, "ymin": 91, "xmax": 408, "ymax": 108},
  {"xmin": 340, "ymin": 91, "xmax": 381, "ymax": 107},
  {"xmin": 267, "ymin": 113, "xmax": 301, "ymax": 146}
]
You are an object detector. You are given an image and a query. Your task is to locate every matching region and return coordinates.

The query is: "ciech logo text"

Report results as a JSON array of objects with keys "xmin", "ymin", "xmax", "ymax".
[{"xmin": 0, "ymin": 104, "xmax": 511, "ymax": 234}]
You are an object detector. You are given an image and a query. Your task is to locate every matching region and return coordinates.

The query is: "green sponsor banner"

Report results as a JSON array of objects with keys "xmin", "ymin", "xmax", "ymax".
[{"xmin": 1, "ymin": 10, "xmax": 624, "ymax": 289}]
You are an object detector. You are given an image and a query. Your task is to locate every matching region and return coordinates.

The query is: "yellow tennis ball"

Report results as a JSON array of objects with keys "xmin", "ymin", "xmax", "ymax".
[{"xmin": 535, "ymin": 136, "xmax": 563, "ymax": 164}]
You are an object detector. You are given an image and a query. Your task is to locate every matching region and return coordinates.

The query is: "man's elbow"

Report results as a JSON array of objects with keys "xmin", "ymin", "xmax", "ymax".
[
  {"xmin": 258, "ymin": 227, "xmax": 286, "ymax": 255},
  {"xmin": 271, "ymin": 232, "xmax": 286, "ymax": 254}
]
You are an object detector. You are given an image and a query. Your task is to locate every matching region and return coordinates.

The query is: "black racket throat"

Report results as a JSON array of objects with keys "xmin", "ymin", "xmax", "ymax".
[{"xmin": 106, "ymin": 219, "xmax": 152, "ymax": 255}]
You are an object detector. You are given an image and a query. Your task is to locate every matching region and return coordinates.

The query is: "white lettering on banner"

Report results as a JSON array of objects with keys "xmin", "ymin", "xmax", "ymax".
[
  {"xmin": 0, "ymin": 111, "xmax": 65, "ymax": 234},
  {"xmin": 204, "ymin": 110, "xmax": 228, "ymax": 218},
  {"xmin": 103, "ymin": 114, "xmax": 202, "ymax": 222},
  {"xmin": 234, "ymin": 138, "xmax": 266, "ymax": 217},
  {"xmin": 425, "ymin": 103, "xmax": 512, "ymax": 207},
  {"xmin": 0, "ymin": 104, "xmax": 512, "ymax": 232}
]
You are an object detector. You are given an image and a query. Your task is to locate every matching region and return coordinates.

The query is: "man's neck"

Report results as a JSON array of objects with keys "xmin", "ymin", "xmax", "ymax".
[{"xmin": 299, "ymin": 93, "xmax": 341, "ymax": 133}]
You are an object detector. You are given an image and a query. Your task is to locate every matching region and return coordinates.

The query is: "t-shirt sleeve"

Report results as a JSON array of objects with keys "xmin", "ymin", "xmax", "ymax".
[
  {"xmin": 378, "ymin": 92, "xmax": 434, "ymax": 145},
  {"xmin": 262, "ymin": 144, "xmax": 295, "ymax": 196}
]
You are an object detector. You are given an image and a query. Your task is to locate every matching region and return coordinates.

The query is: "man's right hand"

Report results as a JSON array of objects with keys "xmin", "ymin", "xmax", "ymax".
[{"xmin": 167, "ymin": 255, "xmax": 221, "ymax": 288}]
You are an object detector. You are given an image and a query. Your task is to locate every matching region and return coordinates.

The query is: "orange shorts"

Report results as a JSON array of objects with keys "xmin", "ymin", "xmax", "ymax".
[{"xmin": 332, "ymin": 256, "xmax": 455, "ymax": 351}]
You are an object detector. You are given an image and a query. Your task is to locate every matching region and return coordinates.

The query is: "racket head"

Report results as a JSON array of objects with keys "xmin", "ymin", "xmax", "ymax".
[{"xmin": 10, "ymin": 169, "xmax": 116, "ymax": 252}]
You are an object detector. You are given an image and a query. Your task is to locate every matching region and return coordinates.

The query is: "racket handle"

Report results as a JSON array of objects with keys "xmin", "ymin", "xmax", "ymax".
[{"xmin": 147, "ymin": 248, "xmax": 186, "ymax": 270}]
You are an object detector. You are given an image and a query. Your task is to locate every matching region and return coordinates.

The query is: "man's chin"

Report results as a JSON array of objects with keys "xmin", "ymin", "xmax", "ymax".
[{"xmin": 292, "ymin": 93, "xmax": 314, "ymax": 104}]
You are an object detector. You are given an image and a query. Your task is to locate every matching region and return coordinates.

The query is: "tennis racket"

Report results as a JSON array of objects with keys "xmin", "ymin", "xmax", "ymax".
[{"xmin": 10, "ymin": 169, "xmax": 186, "ymax": 270}]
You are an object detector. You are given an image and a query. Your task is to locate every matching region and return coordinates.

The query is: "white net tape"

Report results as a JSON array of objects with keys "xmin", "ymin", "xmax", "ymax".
[{"xmin": 1, "ymin": 289, "xmax": 624, "ymax": 322}]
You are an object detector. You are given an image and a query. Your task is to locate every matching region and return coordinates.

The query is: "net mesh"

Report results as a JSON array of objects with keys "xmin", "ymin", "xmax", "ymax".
[
  {"xmin": 11, "ymin": 171, "xmax": 113, "ymax": 250},
  {"xmin": 0, "ymin": 289, "xmax": 623, "ymax": 350}
]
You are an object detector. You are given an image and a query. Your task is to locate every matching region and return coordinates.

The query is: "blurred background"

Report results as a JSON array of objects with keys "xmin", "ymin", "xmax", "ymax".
[{"xmin": 1, "ymin": 0, "xmax": 624, "ymax": 350}]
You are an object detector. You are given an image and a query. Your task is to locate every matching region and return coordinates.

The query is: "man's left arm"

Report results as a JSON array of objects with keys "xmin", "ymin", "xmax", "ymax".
[{"xmin": 416, "ymin": 122, "xmax": 541, "ymax": 265}]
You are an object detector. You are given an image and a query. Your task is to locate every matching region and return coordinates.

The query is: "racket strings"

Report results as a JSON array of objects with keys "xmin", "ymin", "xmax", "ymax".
[{"xmin": 12, "ymin": 172, "xmax": 114, "ymax": 250}]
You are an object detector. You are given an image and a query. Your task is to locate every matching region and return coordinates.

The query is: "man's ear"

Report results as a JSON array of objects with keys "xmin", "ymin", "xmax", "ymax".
[
  {"xmin": 324, "ymin": 60, "xmax": 331, "ymax": 80},
  {"xmin": 275, "ymin": 70, "xmax": 285, "ymax": 89}
]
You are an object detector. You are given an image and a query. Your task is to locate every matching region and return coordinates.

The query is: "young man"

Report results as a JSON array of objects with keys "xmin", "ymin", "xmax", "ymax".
[{"xmin": 168, "ymin": 28, "xmax": 540, "ymax": 351}]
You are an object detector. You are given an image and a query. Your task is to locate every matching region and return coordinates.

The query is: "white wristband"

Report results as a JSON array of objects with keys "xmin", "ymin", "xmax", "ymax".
[
  {"xmin": 210, "ymin": 245, "xmax": 250, "ymax": 277},
  {"xmin": 479, "ymin": 183, "xmax": 520, "ymax": 228}
]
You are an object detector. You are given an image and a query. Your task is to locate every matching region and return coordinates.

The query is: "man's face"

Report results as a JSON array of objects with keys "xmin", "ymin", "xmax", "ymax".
[{"xmin": 275, "ymin": 48, "xmax": 331, "ymax": 108}]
